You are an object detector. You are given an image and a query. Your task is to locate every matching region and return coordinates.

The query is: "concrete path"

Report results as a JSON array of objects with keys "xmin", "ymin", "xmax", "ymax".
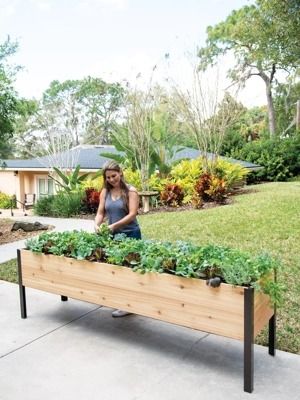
[{"xmin": 1, "ymin": 279, "xmax": 300, "ymax": 400}]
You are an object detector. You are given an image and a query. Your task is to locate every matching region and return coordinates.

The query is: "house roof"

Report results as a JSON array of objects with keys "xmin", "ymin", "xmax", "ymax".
[
  {"xmin": 172, "ymin": 148, "xmax": 262, "ymax": 170},
  {"xmin": 1, "ymin": 144, "xmax": 261, "ymax": 171},
  {"xmin": 2, "ymin": 145, "xmax": 120, "ymax": 171}
]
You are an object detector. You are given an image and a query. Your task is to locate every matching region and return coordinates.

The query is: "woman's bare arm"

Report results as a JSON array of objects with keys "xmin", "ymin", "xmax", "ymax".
[{"xmin": 94, "ymin": 189, "xmax": 107, "ymax": 231}]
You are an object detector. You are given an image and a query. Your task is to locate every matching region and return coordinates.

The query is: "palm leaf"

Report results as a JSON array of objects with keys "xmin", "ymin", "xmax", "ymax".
[{"xmin": 53, "ymin": 167, "xmax": 70, "ymax": 185}]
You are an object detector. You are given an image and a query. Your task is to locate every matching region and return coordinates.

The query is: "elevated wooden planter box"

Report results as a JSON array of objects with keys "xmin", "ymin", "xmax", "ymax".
[{"xmin": 17, "ymin": 249, "xmax": 276, "ymax": 393}]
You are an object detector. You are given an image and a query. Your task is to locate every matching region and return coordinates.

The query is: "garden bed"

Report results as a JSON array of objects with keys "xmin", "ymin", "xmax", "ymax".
[{"xmin": 18, "ymin": 229, "xmax": 278, "ymax": 393}]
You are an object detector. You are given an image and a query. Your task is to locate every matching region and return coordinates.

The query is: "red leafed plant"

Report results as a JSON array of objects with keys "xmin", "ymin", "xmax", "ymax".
[
  {"xmin": 194, "ymin": 173, "xmax": 227, "ymax": 204},
  {"xmin": 83, "ymin": 188, "xmax": 101, "ymax": 213},
  {"xmin": 160, "ymin": 183, "xmax": 184, "ymax": 207}
]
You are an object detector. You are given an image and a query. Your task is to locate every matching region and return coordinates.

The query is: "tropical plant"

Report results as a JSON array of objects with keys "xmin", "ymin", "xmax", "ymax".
[
  {"xmin": 81, "ymin": 188, "xmax": 101, "ymax": 213},
  {"xmin": 49, "ymin": 165, "xmax": 91, "ymax": 192},
  {"xmin": 160, "ymin": 183, "xmax": 185, "ymax": 207}
]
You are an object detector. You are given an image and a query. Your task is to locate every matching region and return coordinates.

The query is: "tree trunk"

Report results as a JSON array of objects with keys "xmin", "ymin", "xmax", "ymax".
[
  {"xmin": 265, "ymin": 81, "xmax": 276, "ymax": 136},
  {"xmin": 259, "ymin": 68, "xmax": 276, "ymax": 137}
]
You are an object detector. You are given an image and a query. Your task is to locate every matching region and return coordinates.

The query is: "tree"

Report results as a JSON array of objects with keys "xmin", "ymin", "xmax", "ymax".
[
  {"xmin": 220, "ymin": 105, "xmax": 268, "ymax": 156},
  {"xmin": 43, "ymin": 79, "xmax": 84, "ymax": 147},
  {"xmin": 198, "ymin": 1, "xmax": 300, "ymax": 136},
  {"xmin": 0, "ymin": 37, "xmax": 20, "ymax": 157},
  {"xmin": 15, "ymin": 77, "xmax": 124, "ymax": 163},
  {"xmin": 120, "ymin": 86, "xmax": 155, "ymax": 191},
  {"xmin": 12, "ymin": 99, "xmax": 39, "ymax": 157},
  {"xmin": 78, "ymin": 77, "xmax": 124, "ymax": 145},
  {"xmin": 274, "ymin": 79, "xmax": 300, "ymax": 136},
  {"xmin": 171, "ymin": 66, "xmax": 239, "ymax": 171},
  {"xmin": 149, "ymin": 96, "xmax": 185, "ymax": 176}
]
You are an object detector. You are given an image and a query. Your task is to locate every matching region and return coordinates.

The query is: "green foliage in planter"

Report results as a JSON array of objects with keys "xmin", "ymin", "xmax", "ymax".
[{"xmin": 25, "ymin": 229, "xmax": 284, "ymax": 305}]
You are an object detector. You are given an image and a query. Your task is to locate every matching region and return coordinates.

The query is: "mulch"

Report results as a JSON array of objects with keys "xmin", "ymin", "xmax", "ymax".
[{"xmin": 0, "ymin": 221, "xmax": 54, "ymax": 246}]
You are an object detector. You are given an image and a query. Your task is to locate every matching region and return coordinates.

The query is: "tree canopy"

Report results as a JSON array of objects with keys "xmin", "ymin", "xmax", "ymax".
[
  {"xmin": 198, "ymin": 0, "xmax": 300, "ymax": 136},
  {"xmin": 0, "ymin": 37, "xmax": 20, "ymax": 156}
]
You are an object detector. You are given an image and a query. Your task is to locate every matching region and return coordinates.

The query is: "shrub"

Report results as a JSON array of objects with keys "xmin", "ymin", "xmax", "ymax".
[
  {"xmin": 82, "ymin": 188, "xmax": 101, "ymax": 213},
  {"xmin": 124, "ymin": 168, "xmax": 142, "ymax": 190},
  {"xmin": 170, "ymin": 158, "xmax": 203, "ymax": 182},
  {"xmin": 148, "ymin": 173, "xmax": 167, "ymax": 193},
  {"xmin": 51, "ymin": 192, "xmax": 83, "ymax": 217},
  {"xmin": 233, "ymin": 136, "xmax": 300, "ymax": 182},
  {"xmin": 34, "ymin": 196, "xmax": 55, "ymax": 216},
  {"xmin": 194, "ymin": 173, "xmax": 227, "ymax": 204},
  {"xmin": 81, "ymin": 176, "xmax": 103, "ymax": 191},
  {"xmin": 169, "ymin": 159, "xmax": 203, "ymax": 202},
  {"xmin": 34, "ymin": 192, "xmax": 84, "ymax": 217},
  {"xmin": 211, "ymin": 159, "xmax": 249, "ymax": 190},
  {"xmin": 160, "ymin": 183, "xmax": 184, "ymax": 207},
  {"xmin": 194, "ymin": 173, "xmax": 211, "ymax": 202},
  {"xmin": 0, "ymin": 192, "xmax": 16, "ymax": 209}
]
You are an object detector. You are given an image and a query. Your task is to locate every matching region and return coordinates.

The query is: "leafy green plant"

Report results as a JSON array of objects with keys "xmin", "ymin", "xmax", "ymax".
[
  {"xmin": 25, "ymin": 230, "xmax": 283, "ymax": 305},
  {"xmin": 33, "ymin": 195, "xmax": 55, "ymax": 216},
  {"xmin": 233, "ymin": 136, "xmax": 300, "ymax": 182},
  {"xmin": 51, "ymin": 192, "xmax": 83, "ymax": 217}
]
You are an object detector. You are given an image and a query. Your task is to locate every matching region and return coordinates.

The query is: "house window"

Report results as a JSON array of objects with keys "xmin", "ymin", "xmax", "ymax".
[{"xmin": 37, "ymin": 177, "xmax": 54, "ymax": 198}]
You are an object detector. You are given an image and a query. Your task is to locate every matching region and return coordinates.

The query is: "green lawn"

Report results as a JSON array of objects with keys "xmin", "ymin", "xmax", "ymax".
[
  {"xmin": 1, "ymin": 182, "xmax": 299, "ymax": 353},
  {"xmin": 138, "ymin": 182, "xmax": 300, "ymax": 354}
]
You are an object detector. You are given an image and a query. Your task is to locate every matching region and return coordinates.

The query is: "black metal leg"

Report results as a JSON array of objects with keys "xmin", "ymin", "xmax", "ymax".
[
  {"xmin": 61, "ymin": 295, "xmax": 68, "ymax": 301},
  {"xmin": 17, "ymin": 249, "xmax": 27, "ymax": 319},
  {"xmin": 244, "ymin": 287, "xmax": 254, "ymax": 393},
  {"xmin": 268, "ymin": 312, "xmax": 276, "ymax": 356}
]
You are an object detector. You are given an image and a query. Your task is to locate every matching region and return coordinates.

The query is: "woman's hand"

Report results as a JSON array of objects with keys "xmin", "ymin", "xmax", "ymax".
[
  {"xmin": 94, "ymin": 222, "xmax": 99, "ymax": 233},
  {"xmin": 108, "ymin": 224, "xmax": 114, "ymax": 233}
]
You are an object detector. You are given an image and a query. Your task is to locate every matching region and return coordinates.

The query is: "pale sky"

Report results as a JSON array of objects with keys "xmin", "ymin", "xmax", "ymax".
[{"xmin": 0, "ymin": 0, "xmax": 266, "ymax": 107}]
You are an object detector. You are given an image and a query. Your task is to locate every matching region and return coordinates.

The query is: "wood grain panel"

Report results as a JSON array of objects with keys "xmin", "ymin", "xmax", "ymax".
[{"xmin": 20, "ymin": 250, "xmax": 273, "ymax": 340}]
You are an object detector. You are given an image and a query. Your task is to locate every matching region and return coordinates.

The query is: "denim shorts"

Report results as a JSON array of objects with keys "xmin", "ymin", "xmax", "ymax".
[{"xmin": 123, "ymin": 227, "xmax": 142, "ymax": 240}]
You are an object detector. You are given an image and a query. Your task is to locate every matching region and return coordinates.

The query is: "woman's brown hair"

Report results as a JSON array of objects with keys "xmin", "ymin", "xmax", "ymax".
[{"xmin": 102, "ymin": 161, "xmax": 129, "ymax": 212}]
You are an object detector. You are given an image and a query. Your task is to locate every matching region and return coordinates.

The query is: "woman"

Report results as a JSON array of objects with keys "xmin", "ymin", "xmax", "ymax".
[{"xmin": 94, "ymin": 161, "xmax": 141, "ymax": 317}]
